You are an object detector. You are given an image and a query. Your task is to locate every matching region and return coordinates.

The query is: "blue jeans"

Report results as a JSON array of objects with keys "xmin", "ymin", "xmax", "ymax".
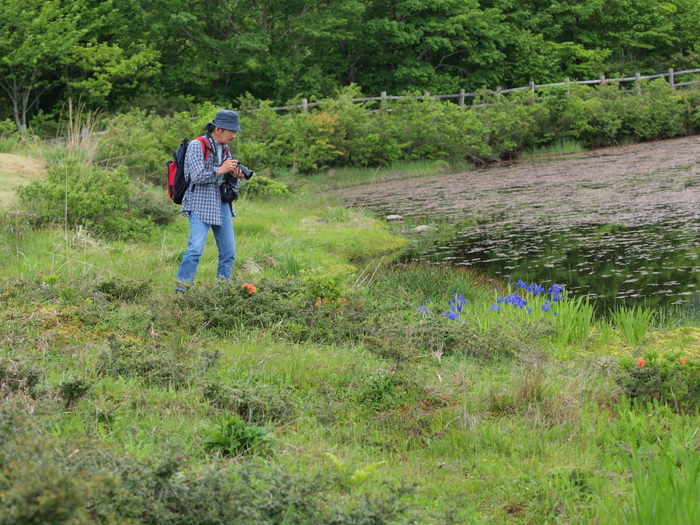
[{"xmin": 176, "ymin": 205, "xmax": 235, "ymax": 283}]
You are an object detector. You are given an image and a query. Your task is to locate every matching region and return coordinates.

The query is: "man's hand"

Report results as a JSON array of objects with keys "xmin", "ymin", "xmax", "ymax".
[{"xmin": 217, "ymin": 159, "xmax": 245, "ymax": 178}]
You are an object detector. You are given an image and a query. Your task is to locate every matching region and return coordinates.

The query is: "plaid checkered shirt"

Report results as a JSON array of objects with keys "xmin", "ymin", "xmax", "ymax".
[{"xmin": 180, "ymin": 135, "xmax": 240, "ymax": 225}]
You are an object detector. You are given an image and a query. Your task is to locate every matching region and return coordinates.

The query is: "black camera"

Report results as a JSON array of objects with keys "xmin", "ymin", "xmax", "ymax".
[
  {"xmin": 235, "ymin": 159, "xmax": 254, "ymax": 179},
  {"xmin": 220, "ymin": 158, "xmax": 254, "ymax": 203}
]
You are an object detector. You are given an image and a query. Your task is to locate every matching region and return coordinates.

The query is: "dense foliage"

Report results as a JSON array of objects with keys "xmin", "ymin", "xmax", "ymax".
[{"xmin": 1, "ymin": 0, "xmax": 699, "ymax": 131}]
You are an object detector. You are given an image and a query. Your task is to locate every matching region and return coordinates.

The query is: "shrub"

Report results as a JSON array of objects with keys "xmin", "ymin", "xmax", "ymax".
[
  {"xmin": 58, "ymin": 378, "xmax": 90, "ymax": 408},
  {"xmin": 0, "ymin": 359, "xmax": 41, "ymax": 396},
  {"xmin": 241, "ymin": 175, "xmax": 290, "ymax": 198},
  {"xmin": 0, "ymin": 446, "xmax": 86, "ymax": 524},
  {"xmin": 202, "ymin": 381, "xmax": 297, "ymax": 423},
  {"xmin": 174, "ymin": 278, "xmax": 302, "ymax": 332},
  {"xmin": 95, "ymin": 277, "xmax": 152, "ymax": 302},
  {"xmin": 320, "ymin": 85, "xmax": 403, "ymax": 167},
  {"xmin": 75, "ymin": 452, "xmax": 414, "ymax": 525},
  {"xmin": 616, "ymin": 354, "xmax": 699, "ymax": 412},
  {"xmin": 364, "ymin": 314, "xmax": 521, "ymax": 366},
  {"xmin": 97, "ymin": 108, "xmax": 199, "ymax": 185},
  {"xmin": 17, "ymin": 159, "xmax": 154, "ymax": 239},
  {"xmin": 283, "ymin": 292, "xmax": 375, "ymax": 345},
  {"xmin": 128, "ymin": 181, "xmax": 179, "ymax": 225},
  {"xmin": 392, "ymin": 97, "xmax": 490, "ymax": 162},
  {"xmin": 479, "ymin": 91, "xmax": 550, "ymax": 157},
  {"xmin": 96, "ymin": 336, "xmax": 192, "ymax": 388},
  {"xmin": 355, "ymin": 374, "xmax": 413, "ymax": 412},
  {"xmin": 301, "ymin": 266, "xmax": 352, "ymax": 301}
]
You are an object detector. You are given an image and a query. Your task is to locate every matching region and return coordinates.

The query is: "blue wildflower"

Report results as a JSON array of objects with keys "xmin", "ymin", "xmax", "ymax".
[
  {"xmin": 529, "ymin": 283, "xmax": 545, "ymax": 295},
  {"xmin": 418, "ymin": 305, "xmax": 430, "ymax": 315},
  {"xmin": 443, "ymin": 310, "xmax": 460, "ymax": 321},
  {"xmin": 490, "ymin": 304, "xmax": 502, "ymax": 312},
  {"xmin": 449, "ymin": 291, "xmax": 467, "ymax": 306},
  {"xmin": 547, "ymin": 284, "xmax": 565, "ymax": 301}
]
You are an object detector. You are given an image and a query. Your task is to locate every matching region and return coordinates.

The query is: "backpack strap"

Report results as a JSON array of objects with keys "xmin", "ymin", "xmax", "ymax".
[{"xmin": 194, "ymin": 136, "xmax": 212, "ymax": 161}]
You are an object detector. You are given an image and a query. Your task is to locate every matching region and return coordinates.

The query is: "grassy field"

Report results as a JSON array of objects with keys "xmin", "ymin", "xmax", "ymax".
[{"xmin": 0, "ymin": 142, "xmax": 698, "ymax": 524}]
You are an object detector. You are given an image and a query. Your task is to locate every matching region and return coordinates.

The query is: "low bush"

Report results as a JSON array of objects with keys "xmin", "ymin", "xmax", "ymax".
[
  {"xmin": 616, "ymin": 354, "xmax": 699, "ymax": 412},
  {"xmin": 202, "ymin": 416, "xmax": 273, "ymax": 457},
  {"xmin": 241, "ymin": 175, "xmax": 290, "ymax": 198},
  {"xmin": 17, "ymin": 159, "xmax": 157, "ymax": 239},
  {"xmin": 95, "ymin": 336, "xmax": 193, "ymax": 388},
  {"xmin": 202, "ymin": 381, "xmax": 297, "ymax": 423},
  {"xmin": 355, "ymin": 374, "xmax": 414, "ymax": 412},
  {"xmin": 0, "ymin": 359, "xmax": 41, "ymax": 397},
  {"xmin": 95, "ymin": 277, "xmax": 152, "ymax": 302},
  {"xmin": 173, "ymin": 278, "xmax": 302, "ymax": 332}
]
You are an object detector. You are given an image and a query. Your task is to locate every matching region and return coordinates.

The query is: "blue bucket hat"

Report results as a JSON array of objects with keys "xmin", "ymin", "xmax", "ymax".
[{"xmin": 211, "ymin": 109, "xmax": 241, "ymax": 131}]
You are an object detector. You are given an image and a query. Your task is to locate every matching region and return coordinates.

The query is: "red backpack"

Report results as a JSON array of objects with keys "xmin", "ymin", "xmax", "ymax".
[{"xmin": 166, "ymin": 136, "xmax": 211, "ymax": 204}]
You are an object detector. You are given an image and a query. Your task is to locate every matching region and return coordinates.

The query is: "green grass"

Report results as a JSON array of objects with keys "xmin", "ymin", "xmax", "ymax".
[
  {"xmin": 522, "ymin": 138, "xmax": 585, "ymax": 160},
  {"xmin": 280, "ymin": 158, "xmax": 473, "ymax": 192},
  {"xmin": 611, "ymin": 306, "xmax": 655, "ymax": 346},
  {"xmin": 1, "ymin": 150, "xmax": 699, "ymax": 524}
]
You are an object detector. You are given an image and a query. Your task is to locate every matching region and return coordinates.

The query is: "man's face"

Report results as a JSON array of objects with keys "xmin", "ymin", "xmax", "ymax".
[{"xmin": 214, "ymin": 127, "xmax": 237, "ymax": 144}]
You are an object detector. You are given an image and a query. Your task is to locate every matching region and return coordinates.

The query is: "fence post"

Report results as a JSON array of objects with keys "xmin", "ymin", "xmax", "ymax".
[
  {"xmin": 599, "ymin": 74, "xmax": 606, "ymax": 85},
  {"xmin": 564, "ymin": 77, "xmax": 570, "ymax": 97},
  {"xmin": 668, "ymin": 68, "xmax": 675, "ymax": 88},
  {"xmin": 380, "ymin": 91, "xmax": 387, "ymax": 110},
  {"xmin": 302, "ymin": 98, "xmax": 308, "ymax": 113},
  {"xmin": 423, "ymin": 91, "xmax": 430, "ymax": 100},
  {"xmin": 495, "ymin": 86, "xmax": 502, "ymax": 95},
  {"xmin": 459, "ymin": 88, "xmax": 465, "ymax": 107},
  {"xmin": 529, "ymin": 80, "xmax": 535, "ymax": 93},
  {"xmin": 635, "ymin": 72, "xmax": 641, "ymax": 95}
]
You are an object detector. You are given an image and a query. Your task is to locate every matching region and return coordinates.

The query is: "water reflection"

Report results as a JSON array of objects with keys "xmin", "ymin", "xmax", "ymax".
[
  {"xmin": 338, "ymin": 136, "xmax": 700, "ymax": 312},
  {"xmin": 412, "ymin": 220, "xmax": 699, "ymax": 313}
]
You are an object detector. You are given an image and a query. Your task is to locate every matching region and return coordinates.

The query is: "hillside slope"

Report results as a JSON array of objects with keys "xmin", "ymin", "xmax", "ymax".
[{"xmin": 0, "ymin": 153, "xmax": 45, "ymax": 209}]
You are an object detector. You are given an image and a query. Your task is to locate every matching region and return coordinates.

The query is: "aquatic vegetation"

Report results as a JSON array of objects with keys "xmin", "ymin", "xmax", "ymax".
[{"xmin": 611, "ymin": 306, "xmax": 655, "ymax": 346}]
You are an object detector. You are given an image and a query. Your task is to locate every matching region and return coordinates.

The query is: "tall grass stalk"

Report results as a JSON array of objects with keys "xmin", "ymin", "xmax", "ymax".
[
  {"xmin": 611, "ymin": 306, "xmax": 654, "ymax": 346},
  {"xmin": 551, "ymin": 295, "xmax": 595, "ymax": 346},
  {"xmin": 619, "ymin": 450, "xmax": 700, "ymax": 525},
  {"xmin": 64, "ymin": 98, "xmax": 101, "ymax": 166}
]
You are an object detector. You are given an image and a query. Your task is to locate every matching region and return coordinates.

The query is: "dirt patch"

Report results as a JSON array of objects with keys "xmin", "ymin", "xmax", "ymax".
[{"xmin": 0, "ymin": 153, "xmax": 46, "ymax": 210}]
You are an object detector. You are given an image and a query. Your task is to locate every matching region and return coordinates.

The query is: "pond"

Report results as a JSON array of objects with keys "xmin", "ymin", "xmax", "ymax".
[{"xmin": 338, "ymin": 135, "xmax": 700, "ymax": 314}]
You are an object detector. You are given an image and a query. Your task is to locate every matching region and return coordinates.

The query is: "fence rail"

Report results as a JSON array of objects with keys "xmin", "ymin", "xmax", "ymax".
[{"xmin": 268, "ymin": 67, "xmax": 700, "ymax": 113}]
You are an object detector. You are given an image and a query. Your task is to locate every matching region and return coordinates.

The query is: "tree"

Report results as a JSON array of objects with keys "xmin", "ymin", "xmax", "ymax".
[
  {"xmin": 0, "ymin": 0, "xmax": 161, "ymax": 133},
  {"xmin": 0, "ymin": 0, "xmax": 85, "ymax": 132}
]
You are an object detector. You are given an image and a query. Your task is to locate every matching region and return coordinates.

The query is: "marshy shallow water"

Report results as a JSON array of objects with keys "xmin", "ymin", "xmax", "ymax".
[{"xmin": 339, "ymin": 135, "xmax": 700, "ymax": 313}]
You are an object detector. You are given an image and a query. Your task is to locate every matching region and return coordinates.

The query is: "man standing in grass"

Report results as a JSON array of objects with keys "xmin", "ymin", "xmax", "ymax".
[{"xmin": 176, "ymin": 110, "xmax": 246, "ymax": 287}]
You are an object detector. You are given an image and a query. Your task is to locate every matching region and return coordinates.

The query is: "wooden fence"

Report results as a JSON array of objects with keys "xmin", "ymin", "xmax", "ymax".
[{"xmin": 268, "ymin": 67, "xmax": 700, "ymax": 113}]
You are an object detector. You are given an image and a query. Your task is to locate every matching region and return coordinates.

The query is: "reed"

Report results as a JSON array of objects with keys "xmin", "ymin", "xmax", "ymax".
[{"xmin": 611, "ymin": 306, "xmax": 655, "ymax": 346}]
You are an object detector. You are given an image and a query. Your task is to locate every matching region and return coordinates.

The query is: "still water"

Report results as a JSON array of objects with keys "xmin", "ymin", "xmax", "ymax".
[{"xmin": 340, "ymin": 136, "xmax": 700, "ymax": 312}]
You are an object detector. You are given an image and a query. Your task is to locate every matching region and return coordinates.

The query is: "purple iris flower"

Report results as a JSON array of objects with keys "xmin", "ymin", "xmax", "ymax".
[
  {"xmin": 547, "ymin": 284, "xmax": 565, "ymax": 301},
  {"xmin": 443, "ymin": 310, "xmax": 460, "ymax": 320}
]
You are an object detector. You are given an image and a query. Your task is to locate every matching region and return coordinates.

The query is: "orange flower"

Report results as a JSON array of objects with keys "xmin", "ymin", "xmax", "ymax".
[
  {"xmin": 241, "ymin": 282, "xmax": 256, "ymax": 294},
  {"xmin": 680, "ymin": 357, "xmax": 687, "ymax": 365},
  {"xmin": 636, "ymin": 358, "xmax": 646, "ymax": 368},
  {"xmin": 314, "ymin": 299, "xmax": 322, "ymax": 306}
]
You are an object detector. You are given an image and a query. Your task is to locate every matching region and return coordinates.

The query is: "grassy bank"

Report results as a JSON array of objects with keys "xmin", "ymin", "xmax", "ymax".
[{"xmin": 1, "ymin": 156, "xmax": 699, "ymax": 523}]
